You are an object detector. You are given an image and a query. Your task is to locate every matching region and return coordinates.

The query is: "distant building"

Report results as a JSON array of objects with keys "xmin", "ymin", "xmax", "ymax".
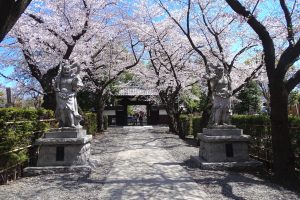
[{"xmin": 104, "ymin": 86, "xmax": 169, "ymax": 126}]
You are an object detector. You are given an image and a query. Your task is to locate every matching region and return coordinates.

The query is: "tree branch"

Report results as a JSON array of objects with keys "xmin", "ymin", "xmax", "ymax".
[
  {"xmin": 0, "ymin": 0, "xmax": 32, "ymax": 42},
  {"xmin": 232, "ymin": 61, "xmax": 264, "ymax": 95},
  {"xmin": 279, "ymin": 0, "xmax": 295, "ymax": 46},
  {"xmin": 229, "ymin": 44, "xmax": 256, "ymax": 72},
  {"xmin": 0, "ymin": 71, "xmax": 43, "ymax": 95},
  {"xmin": 225, "ymin": 0, "xmax": 275, "ymax": 79},
  {"xmin": 17, "ymin": 37, "xmax": 42, "ymax": 82},
  {"xmin": 276, "ymin": 38, "xmax": 300, "ymax": 80},
  {"xmin": 286, "ymin": 69, "xmax": 300, "ymax": 93},
  {"xmin": 27, "ymin": 13, "xmax": 70, "ymax": 46},
  {"xmin": 72, "ymin": 0, "xmax": 90, "ymax": 41},
  {"xmin": 158, "ymin": 0, "xmax": 208, "ymax": 66}
]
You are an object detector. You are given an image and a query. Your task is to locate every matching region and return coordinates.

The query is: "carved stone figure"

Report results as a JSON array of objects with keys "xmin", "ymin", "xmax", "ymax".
[
  {"xmin": 54, "ymin": 60, "xmax": 83, "ymax": 128},
  {"xmin": 206, "ymin": 64, "xmax": 232, "ymax": 126}
]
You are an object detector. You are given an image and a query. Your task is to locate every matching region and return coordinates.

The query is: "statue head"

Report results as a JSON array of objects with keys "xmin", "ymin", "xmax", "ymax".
[
  {"xmin": 60, "ymin": 60, "xmax": 72, "ymax": 77},
  {"xmin": 62, "ymin": 65, "xmax": 72, "ymax": 77},
  {"xmin": 215, "ymin": 64, "xmax": 223, "ymax": 76}
]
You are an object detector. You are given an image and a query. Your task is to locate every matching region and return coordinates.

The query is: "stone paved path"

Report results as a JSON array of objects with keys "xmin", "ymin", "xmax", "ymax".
[
  {"xmin": 0, "ymin": 126, "xmax": 299, "ymax": 200},
  {"xmin": 99, "ymin": 126, "xmax": 207, "ymax": 199}
]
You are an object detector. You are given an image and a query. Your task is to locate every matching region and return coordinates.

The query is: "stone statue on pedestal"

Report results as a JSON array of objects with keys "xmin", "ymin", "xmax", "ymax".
[
  {"xmin": 53, "ymin": 60, "xmax": 83, "ymax": 128},
  {"xmin": 191, "ymin": 63, "xmax": 261, "ymax": 170},
  {"xmin": 23, "ymin": 59, "xmax": 92, "ymax": 176},
  {"xmin": 206, "ymin": 63, "xmax": 232, "ymax": 126}
]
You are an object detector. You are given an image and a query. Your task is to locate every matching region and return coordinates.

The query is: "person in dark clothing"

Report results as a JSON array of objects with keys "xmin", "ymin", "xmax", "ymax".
[{"xmin": 139, "ymin": 111, "xmax": 144, "ymax": 126}]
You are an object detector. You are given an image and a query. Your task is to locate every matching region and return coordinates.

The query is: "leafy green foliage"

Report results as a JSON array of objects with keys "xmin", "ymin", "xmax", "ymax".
[
  {"xmin": 0, "ymin": 108, "xmax": 100, "ymax": 170},
  {"xmin": 0, "ymin": 108, "xmax": 55, "ymax": 170},
  {"xmin": 77, "ymin": 90, "xmax": 97, "ymax": 112},
  {"xmin": 181, "ymin": 85, "xmax": 207, "ymax": 113},
  {"xmin": 0, "ymin": 91, "xmax": 5, "ymax": 104},
  {"xmin": 234, "ymin": 81, "xmax": 261, "ymax": 114},
  {"xmin": 232, "ymin": 115, "xmax": 300, "ymax": 172},
  {"xmin": 120, "ymin": 71, "xmax": 134, "ymax": 83},
  {"xmin": 192, "ymin": 116, "xmax": 202, "ymax": 138},
  {"xmin": 179, "ymin": 115, "xmax": 193, "ymax": 137},
  {"xmin": 288, "ymin": 90, "xmax": 300, "ymax": 106},
  {"xmin": 84, "ymin": 112, "xmax": 97, "ymax": 135},
  {"xmin": 127, "ymin": 105, "xmax": 134, "ymax": 116}
]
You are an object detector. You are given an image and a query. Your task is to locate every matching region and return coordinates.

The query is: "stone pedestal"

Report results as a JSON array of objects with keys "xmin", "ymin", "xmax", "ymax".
[
  {"xmin": 24, "ymin": 128, "xmax": 92, "ymax": 176},
  {"xmin": 191, "ymin": 126, "xmax": 262, "ymax": 170}
]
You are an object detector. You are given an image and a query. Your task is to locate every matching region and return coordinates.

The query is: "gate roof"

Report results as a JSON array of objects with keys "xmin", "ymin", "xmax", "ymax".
[{"xmin": 116, "ymin": 86, "xmax": 158, "ymax": 96}]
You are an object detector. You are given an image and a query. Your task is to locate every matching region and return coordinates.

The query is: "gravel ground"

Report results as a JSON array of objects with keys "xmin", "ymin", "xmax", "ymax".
[
  {"xmin": 0, "ymin": 126, "xmax": 299, "ymax": 200},
  {"xmin": 150, "ymin": 130, "xmax": 300, "ymax": 200}
]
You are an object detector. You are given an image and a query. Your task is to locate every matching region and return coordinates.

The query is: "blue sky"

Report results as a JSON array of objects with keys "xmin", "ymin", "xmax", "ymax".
[
  {"xmin": 0, "ymin": 39, "xmax": 17, "ymax": 88},
  {"xmin": 0, "ymin": 67, "xmax": 15, "ymax": 88}
]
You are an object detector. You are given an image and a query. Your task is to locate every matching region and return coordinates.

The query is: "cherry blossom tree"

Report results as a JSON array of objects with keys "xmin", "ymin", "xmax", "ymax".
[
  {"xmin": 1, "ymin": 0, "xmax": 117, "ymax": 110},
  {"xmin": 127, "ymin": 2, "xmax": 202, "ymax": 135},
  {"xmin": 157, "ymin": 0, "xmax": 264, "ymax": 128},
  {"xmin": 0, "ymin": 0, "xmax": 145, "ymax": 131},
  {"xmin": 80, "ymin": 27, "xmax": 144, "ymax": 131},
  {"xmin": 225, "ymin": 0, "xmax": 300, "ymax": 183}
]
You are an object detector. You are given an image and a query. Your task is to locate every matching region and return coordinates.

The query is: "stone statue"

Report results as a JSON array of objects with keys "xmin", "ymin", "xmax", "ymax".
[
  {"xmin": 206, "ymin": 63, "xmax": 232, "ymax": 126},
  {"xmin": 54, "ymin": 60, "xmax": 83, "ymax": 128}
]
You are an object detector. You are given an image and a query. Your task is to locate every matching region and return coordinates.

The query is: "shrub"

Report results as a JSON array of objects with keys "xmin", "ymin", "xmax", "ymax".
[
  {"xmin": 179, "ymin": 115, "xmax": 193, "ymax": 137},
  {"xmin": 192, "ymin": 116, "xmax": 202, "ymax": 138},
  {"xmin": 0, "ymin": 108, "xmax": 55, "ymax": 170},
  {"xmin": 84, "ymin": 112, "xmax": 97, "ymax": 135}
]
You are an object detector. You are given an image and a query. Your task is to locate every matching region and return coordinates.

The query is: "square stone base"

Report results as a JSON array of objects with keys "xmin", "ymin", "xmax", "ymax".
[
  {"xmin": 199, "ymin": 141, "xmax": 250, "ymax": 162},
  {"xmin": 37, "ymin": 142, "xmax": 91, "ymax": 166},
  {"xmin": 199, "ymin": 127, "xmax": 251, "ymax": 162},
  {"xmin": 24, "ymin": 165, "xmax": 92, "ymax": 176},
  {"xmin": 190, "ymin": 156, "xmax": 262, "ymax": 170},
  {"xmin": 195, "ymin": 126, "xmax": 262, "ymax": 169},
  {"xmin": 24, "ymin": 128, "xmax": 92, "ymax": 176}
]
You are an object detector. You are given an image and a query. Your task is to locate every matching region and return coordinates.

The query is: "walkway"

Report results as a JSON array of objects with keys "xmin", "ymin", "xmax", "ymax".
[
  {"xmin": 99, "ymin": 126, "xmax": 207, "ymax": 199},
  {"xmin": 0, "ymin": 126, "xmax": 299, "ymax": 200}
]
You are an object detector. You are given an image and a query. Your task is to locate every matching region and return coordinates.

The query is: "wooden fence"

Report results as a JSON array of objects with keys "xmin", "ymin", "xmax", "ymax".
[{"xmin": 236, "ymin": 124, "xmax": 300, "ymax": 173}]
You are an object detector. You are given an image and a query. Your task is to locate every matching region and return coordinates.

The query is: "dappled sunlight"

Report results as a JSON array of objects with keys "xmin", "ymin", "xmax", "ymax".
[
  {"xmin": 98, "ymin": 130, "xmax": 207, "ymax": 199},
  {"xmin": 0, "ymin": 127, "xmax": 299, "ymax": 200}
]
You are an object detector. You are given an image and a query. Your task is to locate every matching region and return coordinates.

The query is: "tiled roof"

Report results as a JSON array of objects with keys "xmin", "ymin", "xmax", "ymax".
[{"xmin": 117, "ymin": 86, "xmax": 158, "ymax": 96}]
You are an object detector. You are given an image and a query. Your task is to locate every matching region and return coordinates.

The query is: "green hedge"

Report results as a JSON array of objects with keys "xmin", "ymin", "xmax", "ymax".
[
  {"xmin": 192, "ymin": 116, "xmax": 202, "ymax": 138},
  {"xmin": 0, "ymin": 108, "xmax": 55, "ymax": 170},
  {"xmin": 0, "ymin": 108, "xmax": 100, "ymax": 171},
  {"xmin": 179, "ymin": 115, "xmax": 202, "ymax": 138},
  {"xmin": 0, "ymin": 108, "xmax": 54, "ymax": 122},
  {"xmin": 84, "ymin": 112, "xmax": 97, "ymax": 135}
]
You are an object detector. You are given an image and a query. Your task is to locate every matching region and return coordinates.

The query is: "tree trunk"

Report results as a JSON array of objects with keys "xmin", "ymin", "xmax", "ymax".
[
  {"xmin": 41, "ymin": 91, "xmax": 56, "ymax": 110},
  {"xmin": 96, "ymin": 96, "xmax": 105, "ymax": 132},
  {"xmin": 159, "ymin": 89, "xmax": 181, "ymax": 135},
  {"xmin": 165, "ymin": 103, "xmax": 182, "ymax": 136},
  {"xmin": 40, "ymin": 66, "xmax": 60, "ymax": 110},
  {"xmin": 0, "ymin": 0, "xmax": 32, "ymax": 42},
  {"xmin": 168, "ymin": 115, "xmax": 177, "ymax": 133},
  {"xmin": 200, "ymin": 82, "xmax": 213, "ymax": 131},
  {"xmin": 167, "ymin": 111, "xmax": 180, "ymax": 134},
  {"xmin": 269, "ymin": 83, "xmax": 296, "ymax": 183}
]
